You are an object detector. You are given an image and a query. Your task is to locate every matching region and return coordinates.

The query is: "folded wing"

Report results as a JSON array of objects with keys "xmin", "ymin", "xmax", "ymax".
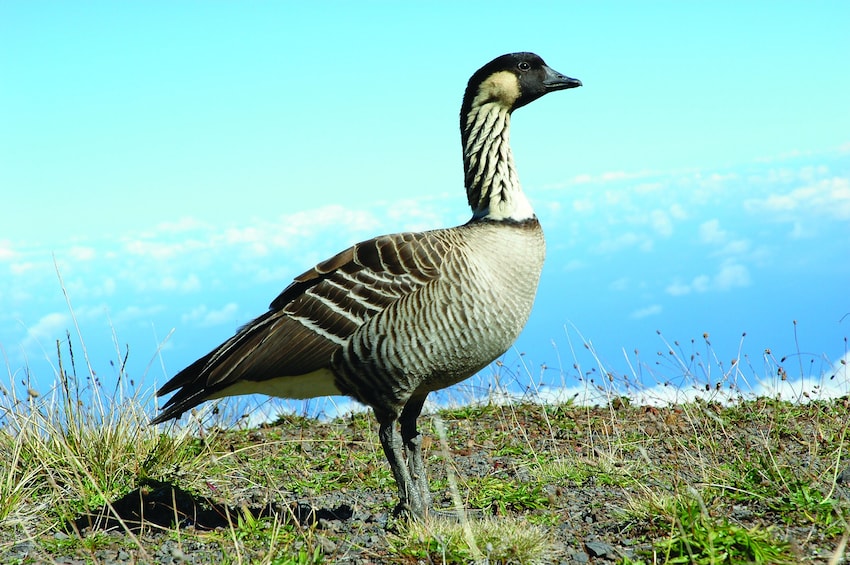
[{"xmin": 151, "ymin": 230, "xmax": 449, "ymax": 423}]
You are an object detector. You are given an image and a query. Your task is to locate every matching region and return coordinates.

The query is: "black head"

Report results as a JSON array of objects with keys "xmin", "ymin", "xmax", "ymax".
[{"xmin": 461, "ymin": 52, "xmax": 581, "ymax": 120}]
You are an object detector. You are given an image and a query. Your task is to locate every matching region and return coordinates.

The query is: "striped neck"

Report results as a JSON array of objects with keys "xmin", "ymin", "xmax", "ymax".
[{"xmin": 461, "ymin": 103, "xmax": 534, "ymax": 221}]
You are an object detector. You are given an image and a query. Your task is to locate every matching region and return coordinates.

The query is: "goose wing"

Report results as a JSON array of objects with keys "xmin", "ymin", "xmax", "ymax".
[{"xmin": 151, "ymin": 230, "xmax": 449, "ymax": 423}]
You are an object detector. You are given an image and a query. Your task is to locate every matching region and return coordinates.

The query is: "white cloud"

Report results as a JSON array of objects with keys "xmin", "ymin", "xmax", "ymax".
[
  {"xmin": 753, "ymin": 351, "xmax": 850, "ymax": 402},
  {"xmin": 159, "ymin": 273, "xmax": 201, "ymax": 293},
  {"xmin": 10, "ymin": 262, "xmax": 37, "ymax": 275},
  {"xmin": 385, "ymin": 198, "xmax": 454, "ymax": 231},
  {"xmin": 669, "ymin": 203, "xmax": 688, "ymax": 220},
  {"xmin": 182, "ymin": 303, "xmax": 240, "ymax": 328},
  {"xmin": 218, "ymin": 205, "xmax": 385, "ymax": 257},
  {"xmin": 665, "ymin": 281, "xmax": 692, "ymax": 297},
  {"xmin": 601, "ymin": 172, "xmax": 627, "ymax": 182},
  {"xmin": 603, "ymin": 190, "xmax": 625, "ymax": 206},
  {"xmin": 690, "ymin": 275, "xmax": 711, "ymax": 293},
  {"xmin": 20, "ymin": 312, "xmax": 70, "ymax": 351},
  {"xmin": 714, "ymin": 263, "xmax": 751, "ymax": 290},
  {"xmin": 757, "ymin": 193, "xmax": 798, "ymax": 212},
  {"xmin": 832, "ymin": 351, "xmax": 849, "ymax": 382},
  {"xmin": 68, "ymin": 246, "xmax": 96, "ymax": 261},
  {"xmin": 718, "ymin": 239, "xmax": 751, "ymax": 256},
  {"xmin": 788, "ymin": 221, "xmax": 813, "ymax": 239},
  {"xmin": 113, "ymin": 304, "xmax": 166, "ymax": 326},
  {"xmin": 233, "ymin": 395, "xmax": 368, "ymax": 427},
  {"xmin": 543, "ymin": 201, "xmax": 562, "ymax": 215},
  {"xmin": 699, "ymin": 219, "xmax": 727, "ymax": 244},
  {"xmin": 473, "ymin": 346, "xmax": 849, "ymax": 411},
  {"xmin": 594, "ymin": 232, "xmax": 653, "ymax": 253},
  {"xmin": 696, "ymin": 221, "xmax": 754, "ymax": 258},
  {"xmin": 650, "ymin": 210, "xmax": 673, "ymax": 237},
  {"xmin": 202, "ymin": 303, "xmax": 239, "ymax": 327},
  {"xmin": 561, "ymin": 259, "xmax": 585, "ymax": 272},
  {"xmin": 255, "ymin": 266, "xmax": 299, "ymax": 284},
  {"xmin": 743, "ymin": 177, "xmax": 850, "ymax": 222},
  {"xmin": 124, "ymin": 239, "xmax": 203, "ymax": 260},
  {"xmin": 630, "ymin": 304, "xmax": 662, "ymax": 319},
  {"xmin": 102, "ymin": 277, "xmax": 116, "ymax": 296},
  {"xmin": 537, "ymin": 351, "xmax": 850, "ymax": 408},
  {"xmin": 278, "ymin": 205, "xmax": 380, "ymax": 239},
  {"xmin": 154, "ymin": 216, "xmax": 210, "ymax": 234},
  {"xmin": 224, "ymin": 226, "xmax": 269, "ymax": 256},
  {"xmin": 180, "ymin": 305, "xmax": 207, "ymax": 325},
  {"xmin": 0, "ymin": 240, "xmax": 17, "ymax": 261},
  {"xmin": 445, "ymin": 344, "xmax": 848, "ymax": 408},
  {"xmin": 665, "ymin": 262, "xmax": 751, "ymax": 295},
  {"xmin": 634, "ymin": 182, "xmax": 664, "ymax": 194},
  {"xmin": 571, "ymin": 198, "xmax": 594, "ymax": 213}
]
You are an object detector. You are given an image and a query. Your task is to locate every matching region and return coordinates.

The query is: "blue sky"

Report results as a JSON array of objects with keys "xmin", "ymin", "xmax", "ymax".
[{"xmin": 2, "ymin": 2, "xmax": 848, "ymax": 416}]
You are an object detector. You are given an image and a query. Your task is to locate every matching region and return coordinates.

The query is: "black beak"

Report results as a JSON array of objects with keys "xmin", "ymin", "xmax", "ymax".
[{"xmin": 542, "ymin": 65, "xmax": 582, "ymax": 91}]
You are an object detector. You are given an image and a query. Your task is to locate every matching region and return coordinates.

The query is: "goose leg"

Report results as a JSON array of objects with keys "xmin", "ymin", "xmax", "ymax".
[
  {"xmin": 377, "ymin": 413, "xmax": 425, "ymax": 518},
  {"xmin": 400, "ymin": 395, "xmax": 431, "ymax": 513}
]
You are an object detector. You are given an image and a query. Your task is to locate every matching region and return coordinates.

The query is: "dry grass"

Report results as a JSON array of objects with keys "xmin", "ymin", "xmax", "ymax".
[{"xmin": 1, "ymin": 299, "xmax": 848, "ymax": 563}]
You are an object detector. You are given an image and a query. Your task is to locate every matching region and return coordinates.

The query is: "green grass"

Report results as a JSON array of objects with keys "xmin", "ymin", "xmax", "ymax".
[
  {"xmin": 3, "ymin": 379, "xmax": 849, "ymax": 563},
  {"xmin": 463, "ymin": 476, "xmax": 549, "ymax": 515},
  {"xmin": 391, "ymin": 515, "xmax": 555, "ymax": 564},
  {"xmin": 651, "ymin": 493, "xmax": 791, "ymax": 565},
  {"xmin": 2, "ymin": 314, "xmax": 849, "ymax": 563}
]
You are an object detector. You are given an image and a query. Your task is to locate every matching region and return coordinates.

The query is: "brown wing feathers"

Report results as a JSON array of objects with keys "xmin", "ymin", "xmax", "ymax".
[{"xmin": 151, "ymin": 231, "xmax": 447, "ymax": 423}]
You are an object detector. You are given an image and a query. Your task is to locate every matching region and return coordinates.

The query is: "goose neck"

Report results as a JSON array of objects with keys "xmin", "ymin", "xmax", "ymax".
[{"xmin": 461, "ymin": 104, "xmax": 533, "ymax": 222}]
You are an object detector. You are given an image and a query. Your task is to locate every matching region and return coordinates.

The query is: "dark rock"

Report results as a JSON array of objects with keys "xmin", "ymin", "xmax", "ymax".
[{"xmin": 585, "ymin": 540, "xmax": 617, "ymax": 559}]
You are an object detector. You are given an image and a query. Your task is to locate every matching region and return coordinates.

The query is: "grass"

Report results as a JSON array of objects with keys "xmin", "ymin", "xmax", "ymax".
[
  {"xmin": 1, "ymin": 311, "xmax": 849, "ymax": 562},
  {"xmin": 655, "ymin": 492, "xmax": 791, "ymax": 565},
  {"xmin": 391, "ymin": 514, "xmax": 555, "ymax": 564}
]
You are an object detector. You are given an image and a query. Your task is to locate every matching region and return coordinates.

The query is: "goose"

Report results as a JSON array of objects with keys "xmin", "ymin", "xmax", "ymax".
[{"xmin": 151, "ymin": 52, "xmax": 581, "ymax": 518}]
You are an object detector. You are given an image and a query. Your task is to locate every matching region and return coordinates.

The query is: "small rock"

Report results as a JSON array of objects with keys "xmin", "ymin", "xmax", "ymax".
[
  {"xmin": 9, "ymin": 541, "xmax": 35, "ymax": 560},
  {"xmin": 170, "ymin": 545, "xmax": 189, "ymax": 561},
  {"xmin": 731, "ymin": 504, "xmax": 753, "ymax": 520},
  {"xmin": 835, "ymin": 464, "xmax": 850, "ymax": 485},
  {"xmin": 316, "ymin": 534, "xmax": 337, "ymax": 554},
  {"xmin": 585, "ymin": 540, "xmax": 616, "ymax": 559}
]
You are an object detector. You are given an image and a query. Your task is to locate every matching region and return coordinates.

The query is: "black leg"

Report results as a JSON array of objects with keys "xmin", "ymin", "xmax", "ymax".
[
  {"xmin": 400, "ymin": 395, "xmax": 431, "ymax": 514},
  {"xmin": 377, "ymin": 411, "xmax": 424, "ymax": 518}
]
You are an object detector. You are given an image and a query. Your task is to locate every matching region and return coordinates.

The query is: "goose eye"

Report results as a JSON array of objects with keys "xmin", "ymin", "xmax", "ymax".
[{"xmin": 518, "ymin": 61, "xmax": 531, "ymax": 72}]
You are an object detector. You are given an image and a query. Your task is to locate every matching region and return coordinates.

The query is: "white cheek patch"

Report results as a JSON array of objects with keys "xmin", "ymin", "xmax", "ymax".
[{"xmin": 472, "ymin": 71, "xmax": 520, "ymax": 109}]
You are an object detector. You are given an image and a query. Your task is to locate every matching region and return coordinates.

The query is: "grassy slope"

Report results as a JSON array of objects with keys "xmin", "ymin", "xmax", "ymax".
[
  {"xmin": 1, "ymin": 316, "xmax": 848, "ymax": 564},
  {"xmin": 1, "ymin": 364, "xmax": 849, "ymax": 564}
]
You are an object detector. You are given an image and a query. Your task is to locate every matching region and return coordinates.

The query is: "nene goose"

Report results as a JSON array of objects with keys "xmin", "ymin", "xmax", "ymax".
[{"xmin": 151, "ymin": 52, "xmax": 581, "ymax": 517}]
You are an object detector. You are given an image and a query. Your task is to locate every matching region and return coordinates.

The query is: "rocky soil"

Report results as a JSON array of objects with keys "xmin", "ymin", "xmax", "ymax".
[{"xmin": 3, "ymin": 399, "xmax": 849, "ymax": 564}]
